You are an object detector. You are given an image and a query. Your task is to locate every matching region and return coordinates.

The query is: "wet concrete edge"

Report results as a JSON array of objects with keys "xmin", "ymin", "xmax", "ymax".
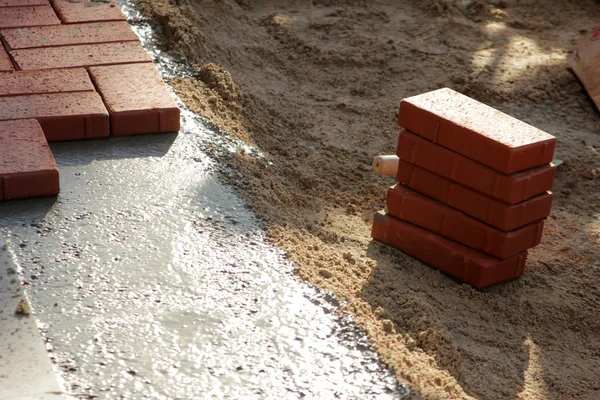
[{"xmin": 0, "ymin": 233, "xmax": 65, "ymax": 400}]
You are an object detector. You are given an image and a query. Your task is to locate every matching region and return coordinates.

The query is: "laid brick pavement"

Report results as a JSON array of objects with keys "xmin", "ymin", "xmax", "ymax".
[
  {"xmin": 0, "ymin": 43, "xmax": 12, "ymax": 71},
  {"xmin": 50, "ymin": 0, "xmax": 126, "ymax": 23},
  {"xmin": 0, "ymin": 92, "xmax": 110, "ymax": 141},
  {"xmin": 0, "ymin": 1, "xmax": 181, "ymax": 200},
  {"xmin": 0, "ymin": 0, "xmax": 49, "ymax": 6},
  {"xmin": 89, "ymin": 63, "xmax": 181, "ymax": 136},
  {"xmin": 2, "ymin": 21, "xmax": 138, "ymax": 50},
  {"xmin": 0, "ymin": 119, "xmax": 59, "ymax": 200},
  {"xmin": 0, "ymin": 5, "xmax": 60, "ymax": 28},
  {"xmin": 0, "ymin": 68, "xmax": 95, "ymax": 96},
  {"xmin": 11, "ymin": 41, "xmax": 152, "ymax": 70}
]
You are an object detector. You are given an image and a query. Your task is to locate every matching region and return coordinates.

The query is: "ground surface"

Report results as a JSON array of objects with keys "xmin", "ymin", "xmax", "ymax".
[
  {"xmin": 0, "ymin": 8, "xmax": 410, "ymax": 398},
  {"xmin": 136, "ymin": 0, "xmax": 600, "ymax": 399}
]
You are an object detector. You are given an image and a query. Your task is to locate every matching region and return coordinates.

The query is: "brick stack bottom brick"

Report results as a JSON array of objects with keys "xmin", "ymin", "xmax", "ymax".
[{"xmin": 372, "ymin": 88, "xmax": 556, "ymax": 288}]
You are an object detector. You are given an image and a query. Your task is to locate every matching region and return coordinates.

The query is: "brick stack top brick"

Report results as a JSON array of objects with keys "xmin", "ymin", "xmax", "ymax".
[{"xmin": 399, "ymin": 87, "xmax": 556, "ymax": 174}]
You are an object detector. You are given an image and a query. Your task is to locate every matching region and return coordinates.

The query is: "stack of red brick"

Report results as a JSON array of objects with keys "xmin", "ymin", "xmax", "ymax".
[
  {"xmin": 0, "ymin": 0, "xmax": 180, "ymax": 201},
  {"xmin": 372, "ymin": 88, "xmax": 557, "ymax": 288}
]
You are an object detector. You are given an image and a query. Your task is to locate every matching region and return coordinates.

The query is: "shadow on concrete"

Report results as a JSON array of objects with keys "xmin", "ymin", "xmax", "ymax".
[
  {"xmin": 0, "ymin": 132, "xmax": 178, "ymax": 228},
  {"xmin": 0, "ymin": 196, "xmax": 57, "ymax": 228},
  {"xmin": 49, "ymin": 132, "xmax": 178, "ymax": 167}
]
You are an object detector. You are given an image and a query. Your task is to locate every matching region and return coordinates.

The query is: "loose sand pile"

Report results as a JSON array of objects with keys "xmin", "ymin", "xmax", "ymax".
[{"xmin": 137, "ymin": 0, "xmax": 600, "ymax": 398}]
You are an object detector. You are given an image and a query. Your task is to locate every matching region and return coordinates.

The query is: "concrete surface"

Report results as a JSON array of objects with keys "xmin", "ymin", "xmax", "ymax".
[
  {"xmin": 0, "ymin": 120, "xmax": 406, "ymax": 399},
  {"xmin": 0, "ymin": 234, "xmax": 64, "ymax": 400}
]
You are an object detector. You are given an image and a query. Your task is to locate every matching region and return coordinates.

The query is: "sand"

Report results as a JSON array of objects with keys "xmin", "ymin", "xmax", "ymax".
[{"xmin": 137, "ymin": 0, "xmax": 600, "ymax": 398}]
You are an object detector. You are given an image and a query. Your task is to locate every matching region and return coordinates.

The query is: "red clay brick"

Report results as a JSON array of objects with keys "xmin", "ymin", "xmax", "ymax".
[
  {"xmin": 89, "ymin": 63, "xmax": 180, "ymax": 136},
  {"xmin": 0, "ymin": 6, "xmax": 60, "ymax": 29},
  {"xmin": 397, "ymin": 130, "xmax": 555, "ymax": 204},
  {"xmin": 11, "ymin": 41, "xmax": 152, "ymax": 70},
  {"xmin": 0, "ymin": 43, "xmax": 12, "ymax": 71},
  {"xmin": 398, "ymin": 88, "xmax": 556, "ymax": 174},
  {"xmin": 395, "ymin": 160, "xmax": 553, "ymax": 232},
  {"xmin": 385, "ymin": 184, "xmax": 544, "ymax": 259},
  {"xmin": 0, "ymin": 119, "xmax": 59, "ymax": 200},
  {"xmin": 1, "ymin": 21, "xmax": 138, "ymax": 50},
  {"xmin": 0, "ymin": 0, "xmax": 48, "ymax": 6},
  {"xmin": 371, "ymin": 211, "xmax": 527, "ymax": 289},
  {"xmin": 50, "ymin": 0, "xmax": 125, "ymax": 23},
  {"xmin": 0, "ymin": 68, "xmax": 94, "ymax": 97},
  {"xmin": 0, "ymin": 92, "xmax": 109, "ymax": 141}
]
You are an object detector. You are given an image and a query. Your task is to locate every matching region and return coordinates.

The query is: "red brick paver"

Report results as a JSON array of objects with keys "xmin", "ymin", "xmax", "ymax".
[
  {"xmin": 0, "ymin": 92, "xmax": 109, "ymax": 141},
  {"xmin": 0, "ymin": 0, "xmax": 48, "ymax": 6},
  {"xmin": 0, "ymin": 5, "xmax": 60, "ymax": 29},
  {"xmin": 395, "ymin": 159, "xmax": 553, "ymax": 232},
  {"xmin": 1, "ymin": 21, "xmax": 138, "ymax": 50},
  {"xmin": 398, "ymin": 88, "xmax": 556, "ymax": 174},
  {"xmin": 11, "ymin": 41, "xmax": 152, "ymax": 70},
  {"xmin": 397, "ymin": 130, "xmax": 556, "ymax": 204},
  {"xmin": 0, "ymin": 1, "xmax": 180, "ymax": 201},
  {"xmin": 0, "ymin": 119, "xmax": 59, "ymax": 200},
  {"xmin": 0, "ymin": 43, "xmax": 13, "ymax": 71},
  {"xmin": 0, "ymin": 68, "xmax": 95, "ymax": 97},
  {"xmin": 89, "ymin": 63, "xmax": 180, "ymax": 136},
  {"xmin": 385, "ymin": 184, "xmax": 544, "ymax": 259},
  {"xmin": 371, "ymin": 211, "xmax": 527, "ymax": 289},
  {"xmin": 50, "ymin": 0, "xmax": 125, "ymax": 24}
]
